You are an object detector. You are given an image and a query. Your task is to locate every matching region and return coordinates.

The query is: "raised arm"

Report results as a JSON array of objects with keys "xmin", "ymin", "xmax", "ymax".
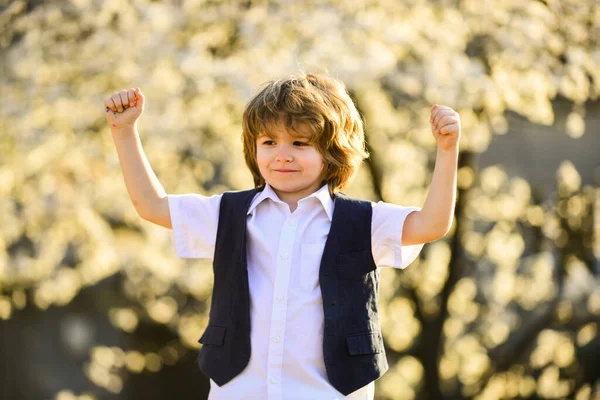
[
  {"xmin": 105, "ymin": 89, "xmax": 172, "ymax": 229},
  {"xmin": 402, "ymin": 104, "xmax": 460, "ymax": 245}
]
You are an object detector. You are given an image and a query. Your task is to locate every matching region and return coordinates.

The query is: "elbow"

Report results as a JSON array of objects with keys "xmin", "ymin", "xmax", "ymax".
[
  {"xmin": 131, "ymin": 199, "xmax": 145, "ymax": 216},
  {"xmin": 427, "ymin": 223, "xmax": 452, "ymax": 242},
  {"xmin": 404, "ymin": 211, "xmax": 452, "ymax": 245},
  {"xmin": 135, "ymin": 202, "xmax": 155, "ymax": 222},
  {"xmin": 137, "ymin": 196, "xmax": 172, "ymax": 229},
  {"xmin": 423, "ymin": 232, "xmax": 444, "ymax": 244},
  {"xmin": 134, "ymin": 203, "xmax": 148, "ymax": 220}
]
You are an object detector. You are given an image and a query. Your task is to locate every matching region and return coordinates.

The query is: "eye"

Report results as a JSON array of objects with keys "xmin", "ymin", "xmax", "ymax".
[
  {"xmin": 293, "ymin": 141, "xmax": 309, "ymax": 146},
  {"xmin": 262, "ymin": 140, "xmax": 275, "ymax": 145}
]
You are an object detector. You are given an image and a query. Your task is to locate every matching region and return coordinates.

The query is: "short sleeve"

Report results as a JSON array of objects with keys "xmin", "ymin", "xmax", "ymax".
[
  {"xmin": 371, "ymin": 201, "xmax": 424, "ymax": 269},
  {"xmin": 167, "ymin": 193, "xmax": 222, "ymax": 259}
]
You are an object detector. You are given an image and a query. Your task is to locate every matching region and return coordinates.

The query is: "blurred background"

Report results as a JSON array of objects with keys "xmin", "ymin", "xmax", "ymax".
[{"xmin": 1, "ymin": 0, "xmax": 599, "ymax": 399}]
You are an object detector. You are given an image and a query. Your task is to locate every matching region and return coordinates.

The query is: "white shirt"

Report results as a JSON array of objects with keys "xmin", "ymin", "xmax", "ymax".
[{"xmin": 168, "ymin": 184, "xmax": 424, "ymax": 400}]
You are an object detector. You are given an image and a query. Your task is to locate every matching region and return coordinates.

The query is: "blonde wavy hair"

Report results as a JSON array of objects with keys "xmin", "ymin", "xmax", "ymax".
[{"xmin": 242, "ymin": 72, "xmax": 369, "ymax": 196}]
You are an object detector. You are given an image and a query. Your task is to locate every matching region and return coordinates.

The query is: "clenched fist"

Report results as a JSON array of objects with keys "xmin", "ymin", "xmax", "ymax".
[
  {"xmin": 104, "ymin": 88, "xmax": 145, "ymax": 130},
  {"xmin": 430, "ymin": 104, "xmax": 461, "ymax": 151}
]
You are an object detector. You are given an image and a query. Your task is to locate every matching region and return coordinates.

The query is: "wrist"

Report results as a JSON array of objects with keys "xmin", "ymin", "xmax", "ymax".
[
  {"xmin": 111, "ymin": 124, "xmax": 138, "ymax": 137},
  {"xmin": 436, "ymin": 143, "xmax": 459, "ymax": 155}
]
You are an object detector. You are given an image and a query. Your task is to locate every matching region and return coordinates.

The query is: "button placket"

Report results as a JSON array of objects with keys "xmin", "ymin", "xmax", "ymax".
[{"xmin": 267, "ymin": 214, "xmax": 298, "ymax": 399}]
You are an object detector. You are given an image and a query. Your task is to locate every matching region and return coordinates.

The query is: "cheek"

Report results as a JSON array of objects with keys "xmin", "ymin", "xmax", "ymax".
[
  {"xmin": 311, "ymin": 151, "xmax": 324, "ymax": 171},
  {"xmin": 255, "ymin": 148, "xmax": 267, "ymax": 166}
]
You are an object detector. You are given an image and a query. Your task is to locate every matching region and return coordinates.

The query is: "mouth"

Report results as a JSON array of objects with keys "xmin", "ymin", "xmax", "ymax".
[{"xmin": 273, "ymin": 169, "xmax": 298, "ymax": 173}]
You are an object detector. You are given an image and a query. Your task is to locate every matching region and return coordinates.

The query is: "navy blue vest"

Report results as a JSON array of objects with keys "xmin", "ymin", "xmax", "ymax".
[{"xmin": 197, "ymin": 188, "xmax": 388, "ymax": 396}]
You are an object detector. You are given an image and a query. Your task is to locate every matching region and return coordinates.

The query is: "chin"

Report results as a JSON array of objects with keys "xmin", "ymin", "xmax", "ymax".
[
  {"xmin": 270, "ymin": 181, "xmax": 306, "ymax": 193},
  {"xmin": 270, "ymin": 182, "xmax": 298, "ymax": 192}
]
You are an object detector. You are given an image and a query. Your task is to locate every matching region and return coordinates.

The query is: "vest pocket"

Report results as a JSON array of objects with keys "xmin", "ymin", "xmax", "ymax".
[
  {"xmin": 198, "ymin": 325, "xmax": 227, "ymax": 346},
  {"xmin": 335, "ymin": 250, "xmax": 376, "ymax": 279},
  {"xmin": 346, "ymin": 331, "xmax": 384, "ymax": 355}
]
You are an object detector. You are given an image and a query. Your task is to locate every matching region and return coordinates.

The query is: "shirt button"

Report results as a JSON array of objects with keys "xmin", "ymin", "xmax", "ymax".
[
  {"xmin": 281, "ymin": 253, "xmax": 289, "ymax": 260},
  {"xmin": 273, "ymin": 336, "xmax": 280, "ymax": 343},
  {"xmin": 277, "ymin": 295, "xmax": 284, "ymax": 301},
  {"xmin": 288, "ymin": 219, "xmax": 296, "ymax": 226},
  {"xmin": 270, "ymin": 377, "xmax": 278, "ymax": 384}
]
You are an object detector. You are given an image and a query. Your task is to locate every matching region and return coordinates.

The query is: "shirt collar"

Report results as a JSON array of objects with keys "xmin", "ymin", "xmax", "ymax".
[{"xmin": 247, "ymin": 183, "xmax": 334, "ymax": 221}]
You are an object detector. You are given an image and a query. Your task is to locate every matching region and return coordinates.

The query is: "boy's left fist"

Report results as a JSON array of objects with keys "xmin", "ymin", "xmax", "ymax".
[{"xmin": 429, "ymin": 104, "xmax": 461, "ymax": 151}]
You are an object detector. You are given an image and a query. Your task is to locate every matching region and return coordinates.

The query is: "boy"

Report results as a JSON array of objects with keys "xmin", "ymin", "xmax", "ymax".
[{"xmin": 104, "ymin": 73, "xmax": 460, "ymax": 399}]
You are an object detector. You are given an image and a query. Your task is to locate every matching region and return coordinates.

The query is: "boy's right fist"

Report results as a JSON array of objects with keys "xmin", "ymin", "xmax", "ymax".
[{"xmin": 104, "ymin": 88, "xmax": 145, "ymax": 130}]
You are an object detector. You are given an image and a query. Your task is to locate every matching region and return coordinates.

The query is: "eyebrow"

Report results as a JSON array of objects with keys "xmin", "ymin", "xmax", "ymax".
[
  {"xmin": 257, "ymin": 135, "xmax": 312, "ymax": 144},
  {"xmin": 257, "ymin": 131, "xmax": 312, "ymax": 140}
]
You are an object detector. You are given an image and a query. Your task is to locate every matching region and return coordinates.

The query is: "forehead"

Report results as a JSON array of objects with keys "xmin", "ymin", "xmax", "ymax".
[{"xmin": 258, "ymin": 120, "xmax": 313, "ymax": 139}]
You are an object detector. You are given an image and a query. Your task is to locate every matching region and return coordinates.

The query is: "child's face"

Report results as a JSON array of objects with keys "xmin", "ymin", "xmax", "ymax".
[{"xmin": 256, "ymin": 122, "xmax": 324, "ymax": 203}]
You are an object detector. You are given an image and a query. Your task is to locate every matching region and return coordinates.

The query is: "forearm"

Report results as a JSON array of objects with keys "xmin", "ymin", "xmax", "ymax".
[
  {"xmin": 111, "ymin": 126, "xmax": 167, "ymax": 218},
  {"xmin": 418, "ymin": 146, "xmax": 458, "ymax": 238}
]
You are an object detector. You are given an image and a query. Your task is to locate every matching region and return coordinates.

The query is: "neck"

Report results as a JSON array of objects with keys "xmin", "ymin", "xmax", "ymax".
[
  {"xmin": 269, "ymin": 184, "xmax": 323, "ymax": 213},
  {"xmin": 271, "ymin": 189, "xmax": 300, "ymax": 212}
]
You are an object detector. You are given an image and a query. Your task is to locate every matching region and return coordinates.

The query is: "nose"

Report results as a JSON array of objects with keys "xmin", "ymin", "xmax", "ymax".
[{"xmin": 275, "ymin": 148, "xmax": 293, "ymax": 163}]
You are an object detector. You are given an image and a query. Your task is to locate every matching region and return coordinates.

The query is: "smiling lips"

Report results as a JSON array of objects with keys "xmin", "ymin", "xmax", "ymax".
[{"xmin": 274, "ymin": 169, "xmax": 298, "ymax": 173}]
